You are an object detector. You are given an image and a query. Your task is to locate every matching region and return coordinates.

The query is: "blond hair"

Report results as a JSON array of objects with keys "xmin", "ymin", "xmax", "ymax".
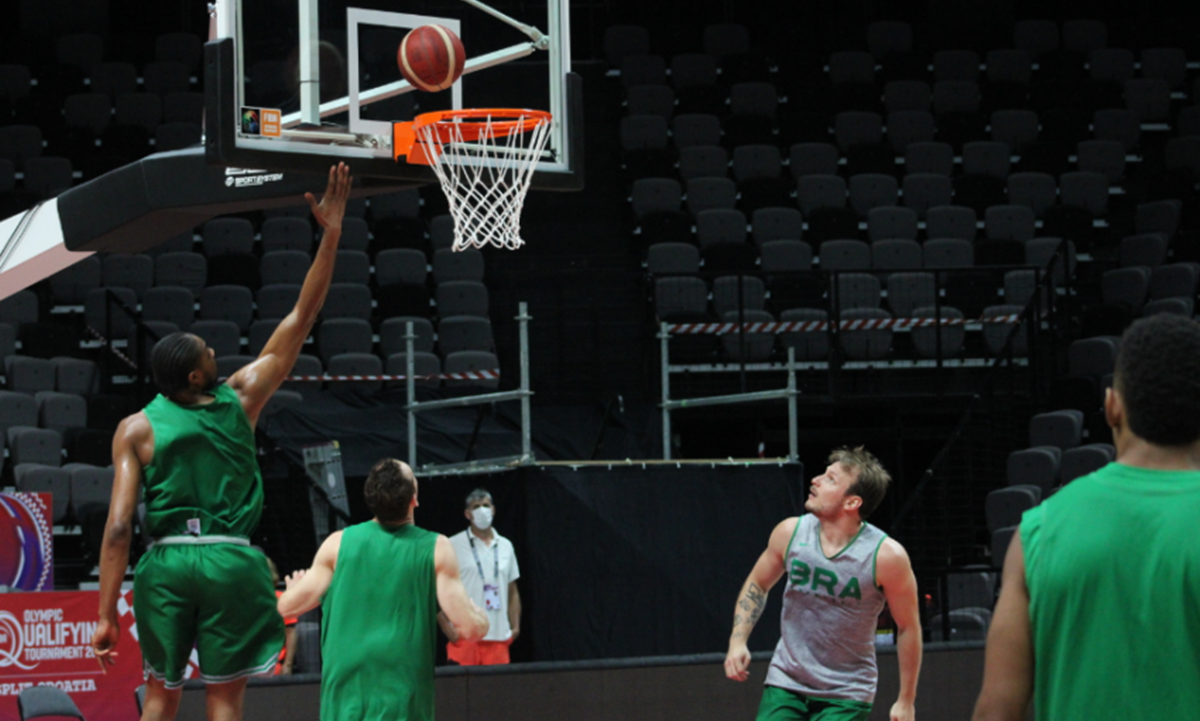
[{"xmin": 829, "ymin": 446, "xmax": 891, "ymax": 519}]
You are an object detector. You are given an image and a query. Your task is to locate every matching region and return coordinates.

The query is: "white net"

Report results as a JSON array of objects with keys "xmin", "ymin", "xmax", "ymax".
[{"xmin": 415, "ymin": 113, "xmax": 553, "ymax": 252}]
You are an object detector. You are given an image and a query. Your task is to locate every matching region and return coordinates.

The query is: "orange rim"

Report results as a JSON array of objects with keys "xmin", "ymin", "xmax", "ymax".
[{"xmin": 412, "ymin": 108, "xmax": 553, "ymax": 143}]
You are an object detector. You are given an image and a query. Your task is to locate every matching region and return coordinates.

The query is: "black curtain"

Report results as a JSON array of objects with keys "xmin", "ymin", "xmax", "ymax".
[
  {"xmin": 523, "ymin": 463, "xmax": 802, "ymax": 661},
  {"xmin": 260, "ymin": 391, "xmax": 801, "ymax": 661}
]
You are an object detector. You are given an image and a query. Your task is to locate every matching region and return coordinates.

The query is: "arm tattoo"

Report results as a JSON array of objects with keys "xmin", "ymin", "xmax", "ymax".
[
  {"xmin": 746, "ymin": 583, "xmax": 767, "ymax": 624},
  {"xmin": 734, "ymin": 582, "xmax": 769, "ymax": 638}
]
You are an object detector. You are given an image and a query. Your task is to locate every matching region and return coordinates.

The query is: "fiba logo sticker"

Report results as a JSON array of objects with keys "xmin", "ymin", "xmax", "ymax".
[{"xmin": 0, "ymin": 493, "xmax": 53, "ymax": 592}]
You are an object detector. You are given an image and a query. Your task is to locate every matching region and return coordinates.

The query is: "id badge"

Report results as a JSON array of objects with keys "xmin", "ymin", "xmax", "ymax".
[{"xmin": 483, "ymin": 583, "xmax": 502, "ymax": 610}]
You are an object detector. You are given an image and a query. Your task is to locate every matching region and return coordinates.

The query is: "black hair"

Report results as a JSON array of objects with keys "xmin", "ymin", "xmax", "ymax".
[
  {"xmin": 1115, "ymin": 314, "xmax": 1200, "ymax": 446},
  {"xmin": 151, "ymin": 332, "xmax": 205, "ymax": 398},
  {"xmin": 364, "ymin": 458, "xmax": 416, "ymax": 524}
]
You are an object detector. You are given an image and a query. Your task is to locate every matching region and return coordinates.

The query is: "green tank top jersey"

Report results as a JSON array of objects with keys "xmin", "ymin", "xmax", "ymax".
[
  {"xmin": 142, "ymin": 384, "xmax": 263, "ymax": 539},
  {"xmin": 321, "ymin": 521, "xmax": 439, "ymax": 721},
  {"xmin": 1021, "ymin": 462, "xmax": 1200, "ymax": 720}
]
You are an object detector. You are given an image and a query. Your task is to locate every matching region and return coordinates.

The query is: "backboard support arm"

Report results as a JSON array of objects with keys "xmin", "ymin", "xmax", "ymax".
[
  {"xmin": 280, "ymin": 41, "xmax": 541, "ymax": 130},
  {"xmin": 298, "ymin": 0, "xmax": 321, "ymax": 125},
  {"xmin": 455, "ymin": 0, "xmax": 549, "ymax": 49}
]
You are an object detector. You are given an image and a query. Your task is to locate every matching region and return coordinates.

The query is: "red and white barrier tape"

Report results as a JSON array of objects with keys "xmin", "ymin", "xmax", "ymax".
[
  {"xmin": 85, "ymin": 325, "xmax": 140, "ymax": 370},
  {"xmin": 665, "ymin": 314, "xmax": 1023, "ymax": 335},
  {"xmin": 283, "ymin": 370, "xmax": 500, "ymax": 382},
  {"xmin": 85, "ymin": 325, "xmax": 500, "ymax": 383}
]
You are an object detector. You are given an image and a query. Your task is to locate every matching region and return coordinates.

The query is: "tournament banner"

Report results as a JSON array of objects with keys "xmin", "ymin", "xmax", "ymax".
[
  {"xmin": 0, "ymin": 493, "xmax": 54, "ymax": 592},
  {"xmin": 0, "ymin": 590, "xmax": 144, "ymax": 720}
]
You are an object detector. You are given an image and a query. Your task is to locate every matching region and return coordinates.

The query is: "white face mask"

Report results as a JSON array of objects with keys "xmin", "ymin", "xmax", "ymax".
[{"xmin": 470, "ymin": 506, "xmax": 494, "ymax": 530}]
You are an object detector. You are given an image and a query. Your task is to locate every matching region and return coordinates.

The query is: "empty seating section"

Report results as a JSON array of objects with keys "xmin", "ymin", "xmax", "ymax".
[
  {"xmin": 992, "ymin": 406, "xmax": 1118, "ymax": 563},
  {"xmin": 15, "ymin": 17, "xmax": 1195, "ymax": 402},
  {"xmin": 618, "ymin": 18, "xmax": 1200, "ymax": 375},
  {"xmin": 6, "ymin": 22, "xmax": 1200, "ymax": 494}
]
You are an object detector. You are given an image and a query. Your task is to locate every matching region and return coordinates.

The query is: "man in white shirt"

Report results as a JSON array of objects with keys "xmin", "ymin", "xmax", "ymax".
[{"xmin": 438, "ymin": 488, "xmax": 522, "ymax": 665}]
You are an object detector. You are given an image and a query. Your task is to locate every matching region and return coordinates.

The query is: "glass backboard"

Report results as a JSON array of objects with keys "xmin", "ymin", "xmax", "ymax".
[{"xmin": 205, "ymin": 0, "xmax": 581, "ymax": 189}]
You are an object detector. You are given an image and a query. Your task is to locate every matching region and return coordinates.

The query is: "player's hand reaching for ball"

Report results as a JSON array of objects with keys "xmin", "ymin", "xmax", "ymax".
[
  {"xmin": 285, "ymin": 569, "xmax": 307, "ymax": 589},
  {"xmin": 306, "ymin": 162, "xmax": 352, "ymax": 231},
  {"xmin": 724, "ymin": 642, "xmax": 752, "ymax": 681},
  {"xmin": 91, "ymin": 617, "xmax": 120, "ymax": 673}
]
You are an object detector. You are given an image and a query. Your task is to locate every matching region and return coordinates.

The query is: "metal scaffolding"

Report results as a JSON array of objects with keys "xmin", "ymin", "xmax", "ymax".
[
  {"xmin": 659, "ymin": 323, "xmax": 799, "ymax": 462},
  {"xmin": 406, "ymin": 301, "xmax": 534, "ymax": 474}
]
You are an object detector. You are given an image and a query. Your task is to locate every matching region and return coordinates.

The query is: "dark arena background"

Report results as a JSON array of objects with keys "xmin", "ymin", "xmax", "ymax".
[{"xmin": 1, "ymin": 0, "xmax": 1195, "ymax": 717}]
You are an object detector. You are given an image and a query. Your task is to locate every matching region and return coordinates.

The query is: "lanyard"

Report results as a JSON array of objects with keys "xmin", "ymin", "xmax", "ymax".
[{"xmin": 468, "ymin": 534, "xmax": 499, "ymax": 584}]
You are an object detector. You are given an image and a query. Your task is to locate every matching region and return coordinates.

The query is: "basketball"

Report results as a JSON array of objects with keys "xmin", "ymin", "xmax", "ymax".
[{"xmin": 398, "ymin": 25, "xmax": 466, "ymax": 92}]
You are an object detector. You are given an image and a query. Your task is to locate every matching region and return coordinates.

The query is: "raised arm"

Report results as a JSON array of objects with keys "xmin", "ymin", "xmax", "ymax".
[
  {"xmin": 724, "ymin": 517, "xmax": 794, "ymax": 681},
  {"xmin": 228, "ymin": 163, "xmax": 352, "ymax": 424},
  {"xmin": 435, "ymin": 535, "xmax": 489, "ymax": 643},
  {"xmin": 877, "ymin": 538, "xmax": 923, "ymax": 721},
  {"xmin": 277, "ymin": 531, "xmax": 342, "ymax": 619},
  {"xmin": 91, "ymin": 415, "xmax": 149, "ymax": 670},
  {"xmin": 971, "ymin": 532, "xmax": 1033, "ymax": 721}
]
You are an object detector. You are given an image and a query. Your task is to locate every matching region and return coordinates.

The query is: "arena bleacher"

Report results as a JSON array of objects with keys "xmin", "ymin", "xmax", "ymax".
[{"xmin": 1, "ymin": 2, "xmax": 1199, "ymax": 715}]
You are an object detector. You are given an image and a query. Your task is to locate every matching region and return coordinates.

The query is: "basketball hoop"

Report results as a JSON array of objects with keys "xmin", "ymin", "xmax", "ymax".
[{"xmin": 393, "ymin": 109, "xmax": 553, "ymax": 251}]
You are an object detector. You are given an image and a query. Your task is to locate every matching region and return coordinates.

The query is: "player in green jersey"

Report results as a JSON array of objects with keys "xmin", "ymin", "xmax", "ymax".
[
  {"xmin": 277, "ymin": 458, "xmax": 489, "ymax": 721},
  {"xmin": 973, "ymin": 314, "xmax": 1200, "ymax": 720},
  {"xmin": 91, "ymin": 163, "xmax": 352, "ymax": 721}
]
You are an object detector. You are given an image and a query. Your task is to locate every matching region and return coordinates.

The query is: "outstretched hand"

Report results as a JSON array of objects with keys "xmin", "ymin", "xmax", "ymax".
[
  {"xmin": 305, "ymin": 162, "xmax": 352, "ymax": 231},
  {"xmin": 285, "ymin": 569, "xmax": 307, "ymax": 589}
]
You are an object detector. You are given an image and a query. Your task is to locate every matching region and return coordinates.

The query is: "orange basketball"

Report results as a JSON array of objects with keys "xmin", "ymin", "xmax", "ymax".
[{"xmin": 398, "ymin": 25, "xmax": 466, "ymax": 92}]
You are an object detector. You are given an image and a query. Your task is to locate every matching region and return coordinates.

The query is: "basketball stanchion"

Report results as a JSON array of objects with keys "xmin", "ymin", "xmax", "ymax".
[{"xmin": 393, "ymin": 110, "xmax": 553, "ymax": 251}]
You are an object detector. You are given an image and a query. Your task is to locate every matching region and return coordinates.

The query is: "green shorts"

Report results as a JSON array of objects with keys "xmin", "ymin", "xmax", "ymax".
[
  {"xmin": 756, "ymin": 685, "xmax": 872, "ymax": 721},
  {"xmin": 134, "ymin": 543, "xmax": 283, "ymax": 688}
]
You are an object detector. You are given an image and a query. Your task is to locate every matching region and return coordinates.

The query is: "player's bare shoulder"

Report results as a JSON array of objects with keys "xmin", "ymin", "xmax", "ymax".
[
  {"xmin": 225, "ymin": 354, "xmax": 282, "ymax": 401},
  {"xmin": 434, "ymin": 534, "xmax": 459, "ymax": 572},
  {"xmin": 113, "ymin": 410, "xmax": 155, "ymax": 468},
  {"xmin": 768, "ymin": 516, "xmax": 801, "ymax": 554},
  {"xmin": 774, "ymin": 516, "xmax": 801, "ymax": 540},
  {"xmin": 875, "ymin": 537, "xmax": 914, "ymax": 584},
  {"xmin": 316, "ymin": 529, "xmax": 344, "ymax": 570},
  {"xmin": 116, "ymin": 409, "xmax": 151, "ymax": 435},
  {"xmin": 116, "ymin": 411, "xmax": 152, "ymax": 447},
  {"xmin": 879, "ymin": 537, "xmax": 911, "ymax": 562}
]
